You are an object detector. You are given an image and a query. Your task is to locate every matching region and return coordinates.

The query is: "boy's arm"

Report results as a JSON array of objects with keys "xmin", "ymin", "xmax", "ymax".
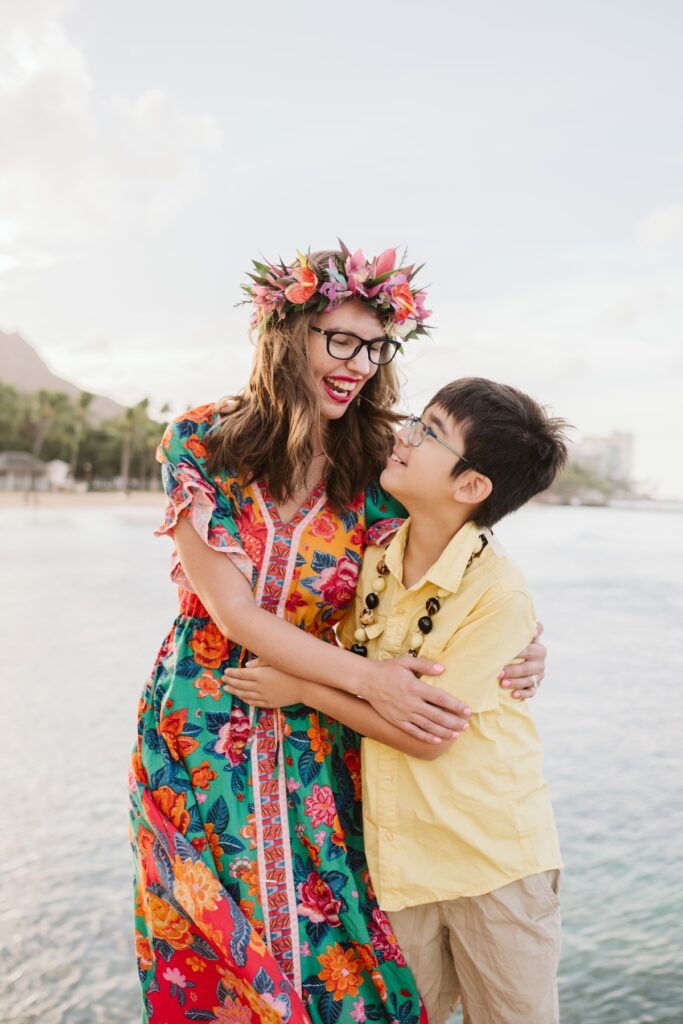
[
  {"xmin": 222, "ymin": 661, "xmax": 458, "ymax": 760},
  {"xmin": 225, "ymin": 586, "xmax": 535, "ymax": 752},
  {"xmin": 433, "ymin": 586, "xmax": 537, "ymax": 713}
]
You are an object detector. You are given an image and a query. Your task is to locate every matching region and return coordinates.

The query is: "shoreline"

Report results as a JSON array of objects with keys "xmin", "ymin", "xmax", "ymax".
[
  {"xmin": 0, "ymin": 491, "xmax": 680, "ymax": 513},
  {"xmin": 0, "ymin": 490, "xmax": 165, "ymax": 509}
]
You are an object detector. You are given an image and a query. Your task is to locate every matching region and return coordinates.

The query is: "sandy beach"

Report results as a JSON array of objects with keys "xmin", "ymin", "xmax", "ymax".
[{"xmin": 0, "ymin": 490, "xmax": 165, "ymax": 509}]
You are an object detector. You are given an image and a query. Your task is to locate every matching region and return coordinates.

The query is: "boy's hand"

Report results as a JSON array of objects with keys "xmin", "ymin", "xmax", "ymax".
[
  {"xmin": 360, "ymin": 656, "xmax": 472, "ymax": 743},
  {"xmin": 499, "ymin": 621, "xmax": 547, "ymax": 700},
  {"xmin": 223, "ymin": 661, "xmax": 303, "ymax": 708}
]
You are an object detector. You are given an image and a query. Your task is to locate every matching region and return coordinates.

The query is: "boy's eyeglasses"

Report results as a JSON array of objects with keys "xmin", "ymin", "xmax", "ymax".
[
  {"xmin": 310, "ymin": 326, "xmax": 400, "ymax": 366},
  {"xmin": 405, "ymin": 414, "xmax": 476, "ymax": 469}
]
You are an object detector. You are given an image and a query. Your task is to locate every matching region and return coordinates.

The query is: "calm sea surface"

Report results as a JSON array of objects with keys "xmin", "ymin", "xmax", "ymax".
[{"xmin": 0, "ymin": 502, "xmax": 681, "ymax": 1024}]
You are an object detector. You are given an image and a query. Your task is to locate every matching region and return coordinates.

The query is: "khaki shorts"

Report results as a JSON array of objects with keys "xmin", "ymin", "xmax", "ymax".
[{"xmin": 387, "ymin": 870, "xmax": 561, "ymax": 1024}]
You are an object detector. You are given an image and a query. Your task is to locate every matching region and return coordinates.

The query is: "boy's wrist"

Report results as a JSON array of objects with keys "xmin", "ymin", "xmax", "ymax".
[
  {"xmin": 297, "ymin": 679, "xmax": 315, "ymax": 704},
  {"xmin": 352, "ymin": 658, "xmax": 376, "ymax": 701}
]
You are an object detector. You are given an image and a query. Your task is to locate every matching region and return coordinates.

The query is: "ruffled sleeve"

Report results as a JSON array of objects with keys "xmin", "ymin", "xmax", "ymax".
[
  {"xmin": 364, "ymin": 479, "xmax": 407, "ymax": 547},
  {"xmin": 154, "ymin": 404, "xmax": 254, "ymax": 587}
]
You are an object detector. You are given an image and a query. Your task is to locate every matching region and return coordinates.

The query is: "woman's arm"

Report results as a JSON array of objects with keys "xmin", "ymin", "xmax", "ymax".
[
  {"xmin": 222, "ymin": 662, "xmax": 462, "ymax": 757},
  {"xmin": 173, "ymin": 518, "xmax": 470, "ymax": 741}
]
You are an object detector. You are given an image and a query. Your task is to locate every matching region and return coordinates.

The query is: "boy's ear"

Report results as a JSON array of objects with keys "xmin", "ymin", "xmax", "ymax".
[{"xmin": 451, "ymin": 470, "xmax": 493, "ymax": 507}]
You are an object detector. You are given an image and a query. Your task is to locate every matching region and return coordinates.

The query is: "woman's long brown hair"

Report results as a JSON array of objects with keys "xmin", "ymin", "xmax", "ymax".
[{"xmin": 205, "ymin": 255, "xmax": 402, "ymax": 512}]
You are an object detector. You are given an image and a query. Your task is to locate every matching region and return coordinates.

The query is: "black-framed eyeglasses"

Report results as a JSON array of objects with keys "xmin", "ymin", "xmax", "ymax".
[
  {"xmin": 405, "ymin": 414, "xmax": 476, "ymax": 469},
  {"xmin": 310, "ymin": 326, "xmax": 400, "ymax": 366}
]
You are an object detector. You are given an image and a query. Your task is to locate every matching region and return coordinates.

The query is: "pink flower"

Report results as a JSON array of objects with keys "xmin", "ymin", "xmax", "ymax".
[
  {"xmin": 319, "ymin": 280, "xmax": 345, "ymax": 308},
  {"xmin": 373, "ymin": 248, "xmax": 397, "ymax": 277},
  {"xmin": 315, "ymin": 829, "xmax": 327, "ymax": 845},
  {"xmin": 261, "ymin": 992, "xmax": 290, "ymax": 1016},
  {"xmin": 345, "ymin": 248, "xmax": 371, "ymax": 296},
  {"xmin": 300, "ymin": 940, "xmax": 311, "ymax": 957},
  {"xmin": 318, "ymin": 258, "xmax": 351, "ymax": 309},
  {"xmin": 234, "ymin": 502, "xmax": 268, "ymax": 567},
  {"xmin": 309, "ymin": 510, "xmax": 339, "ymax": 543},
  {"xmin": 297, "ymin": 871, "xmax": 342, "ymax": 926},
  {"xmin": 287, "ymin": 777, "xmax": 300, "ymax": 793},
  {"xmin": 162, "ymin": 966, "xmax": 188, "ymax": 988},
  {"xmin": 215, "ymin": 707, "xmax": 251, "ymax": 766},
  {"xmin": 304, "ymin": 783, "xmax": 337, "ymax": 827},
  {"xmin": 351, "ymin": 997, "xmax": 367, "ymax": 1022},
  {"xmin": 251, "ymin": 284, "xmax": 278, "ymax": 314},
  {"xmin": 368, "ymin": 908, "xmax": 406, "ymax": 966},
  {"xmin": 366, "ymin": 249, "xmax": 398, "ymax": 297},
  {"xmin": 315, "ymin": 553, "xmax": 360, "ymax": 609},
  {"xmin": 413, "ymin": 289, "xmax": 432, "ymax": 322}
]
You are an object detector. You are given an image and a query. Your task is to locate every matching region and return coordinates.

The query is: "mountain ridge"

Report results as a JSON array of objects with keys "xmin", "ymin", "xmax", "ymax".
[{"xmin": 0, "ymin": 329, "xmax": 125, "ymax": 422}]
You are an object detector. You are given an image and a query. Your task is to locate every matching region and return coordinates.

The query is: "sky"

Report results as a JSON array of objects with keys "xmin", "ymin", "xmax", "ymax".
[{"xmin": 1, "ymin": 0, "xmax": 682, "ymax": 496}]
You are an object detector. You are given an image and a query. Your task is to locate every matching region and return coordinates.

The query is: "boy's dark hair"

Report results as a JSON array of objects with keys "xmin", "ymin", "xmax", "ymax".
[{"xmin": 427, "ymin": 377, "xmax": 570, "ymax": 528}]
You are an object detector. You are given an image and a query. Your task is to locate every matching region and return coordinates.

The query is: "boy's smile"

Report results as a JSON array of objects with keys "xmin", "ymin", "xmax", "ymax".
[{"xmin": 382, "ymin": 405, "xmax": 470, "ymax": 499}]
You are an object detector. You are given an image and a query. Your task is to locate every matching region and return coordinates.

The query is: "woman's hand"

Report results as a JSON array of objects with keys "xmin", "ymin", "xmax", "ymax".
[
  {"xmin": 499, "ymin": 621, "xmax": 547, "ymax": 700},
  {"xmin": 223, "ymin": 661, "xmax": 303, "ymax": 708},
  {"xmin": 224, "ymin": 655, "xmax": 472, "ymax": 744},
  {"xmin": 358, "ymin": 656, "xmax": 472, "ymax": 743}
]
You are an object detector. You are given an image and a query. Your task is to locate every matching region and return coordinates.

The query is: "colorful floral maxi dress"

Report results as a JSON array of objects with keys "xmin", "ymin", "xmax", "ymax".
[{"xmin": 129, "ymin": 404, "xmax": 426, "ymax": 1024}]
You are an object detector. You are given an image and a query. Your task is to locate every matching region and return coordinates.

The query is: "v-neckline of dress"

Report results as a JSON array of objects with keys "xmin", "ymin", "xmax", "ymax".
[{"xmin": 256, "ymin": 478, "xmax": 326, "ymax": 531}]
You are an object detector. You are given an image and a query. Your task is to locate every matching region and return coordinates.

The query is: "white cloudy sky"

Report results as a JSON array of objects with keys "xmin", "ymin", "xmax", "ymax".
[{"xmin": 1, "ymin": 0, "xmax": 682, "ymax": 495}]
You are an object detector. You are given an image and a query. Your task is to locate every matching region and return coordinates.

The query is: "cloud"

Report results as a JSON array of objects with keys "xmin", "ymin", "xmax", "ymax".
[
  {"xmin": 397, "ymin": 215, "xmax": 683, "ymax": 497},
  {"xmin": 636, "ymin": 204, "xmax": 683, "ymax": 247},
  {"xmin": 0, "ymin": 0, "xmax": 221, "ymax": 276}
]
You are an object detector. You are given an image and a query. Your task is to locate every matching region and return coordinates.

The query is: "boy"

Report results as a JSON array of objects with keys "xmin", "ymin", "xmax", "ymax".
[{"xmin": 225, "ymin": 377, "xmax": 569, "ymax": 1024}]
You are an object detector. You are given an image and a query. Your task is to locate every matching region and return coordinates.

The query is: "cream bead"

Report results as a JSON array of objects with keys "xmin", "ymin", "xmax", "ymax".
[
  {"xmin": 365, "ymin": 623, "xmax": 385, "ymax": 640},
  {"xmin": 354, "ymin": 627, "xmax": 368, "ymax": 643}
]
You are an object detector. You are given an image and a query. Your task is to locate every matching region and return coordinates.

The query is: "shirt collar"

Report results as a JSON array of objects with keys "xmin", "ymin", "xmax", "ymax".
[{"xmin": 384, "ymin": 519, "xmax": 490, "ymax": 594}]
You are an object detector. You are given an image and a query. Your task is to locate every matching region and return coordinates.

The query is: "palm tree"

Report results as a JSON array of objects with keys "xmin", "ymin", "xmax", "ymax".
[
  {"xmin": 69, "ymin": 391, "xmax": 94, "ymax": 480},
  {"xmin": 117, "ymin": 399, "xmax": 151, "ymax": 492},
  {"xmin": 31, "ymin": 390, "xmax": 72, "ymax": 458},
  {"xmin": 141, "ymin": 402, "xmax": 171, "ymax": 490}
]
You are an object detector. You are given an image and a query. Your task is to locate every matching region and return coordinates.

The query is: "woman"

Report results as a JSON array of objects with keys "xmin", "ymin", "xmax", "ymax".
[{"xmin": 129, "ymin": 244, "xmax": 546, "ymax": 1023}]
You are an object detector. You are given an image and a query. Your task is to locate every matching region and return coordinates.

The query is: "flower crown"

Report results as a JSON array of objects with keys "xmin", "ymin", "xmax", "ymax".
[{"xmin": 241, "ymin": 241, "xmax": 432, "ymax": 341}]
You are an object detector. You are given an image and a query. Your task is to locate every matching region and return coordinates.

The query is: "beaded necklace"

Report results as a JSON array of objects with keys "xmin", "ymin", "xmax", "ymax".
[{"xmin": 349, "ymin": 533, "xmax": 489, "ymax": 659}]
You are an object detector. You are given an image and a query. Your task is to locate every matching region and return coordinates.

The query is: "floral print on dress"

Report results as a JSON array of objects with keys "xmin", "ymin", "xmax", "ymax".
[{"xmin": 129, "ymin": 404, "xmax": 421, "ymax": 1024}]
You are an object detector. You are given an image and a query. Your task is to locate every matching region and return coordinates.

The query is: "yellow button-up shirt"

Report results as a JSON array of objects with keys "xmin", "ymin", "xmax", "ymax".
[{"xmin": 337, "ymin": 519, "xmax": 562, "ymax": 911}]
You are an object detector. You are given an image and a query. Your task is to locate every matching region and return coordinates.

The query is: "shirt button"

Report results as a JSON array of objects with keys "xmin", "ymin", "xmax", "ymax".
[
  {"xmin": 383, "ymin": 830, "xmax": 394, "ymax": 842},
  {"xmin": 383, "ymin": 775, "xmax": 393, "ymax": 784}
]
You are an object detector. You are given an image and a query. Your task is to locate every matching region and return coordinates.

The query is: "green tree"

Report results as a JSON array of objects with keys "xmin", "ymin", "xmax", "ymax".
[
  {"xmin": 0, "ymin": 382, "xmax": 25, "ymax": 451},
  {"xmin": 111, "ymin": 399, "xmax": 154, "ymax": 491},
  {"xmin": 69, "ymin": 391, "xmax": 94, "ymax": 479},
  {"xmin": 29, "ymin": 390, "xmax": 73, "ymax": 459},
  {"xmin": 550, "ymin": 461, "xmax": 615, "ymax": 503}
]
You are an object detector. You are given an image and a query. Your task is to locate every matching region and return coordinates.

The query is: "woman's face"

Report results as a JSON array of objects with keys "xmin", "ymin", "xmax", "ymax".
[{"xmin": 308, "ymin": 298, "xmax": 383, "ymax": 421}]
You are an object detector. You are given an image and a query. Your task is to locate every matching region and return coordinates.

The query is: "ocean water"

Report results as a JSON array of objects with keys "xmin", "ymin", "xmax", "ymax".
[{"xmin": 0, "ymin": 501, "xmax": 681, "ymax": 1024}]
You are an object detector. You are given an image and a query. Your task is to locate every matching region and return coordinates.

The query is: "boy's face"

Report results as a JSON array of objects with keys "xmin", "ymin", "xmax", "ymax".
[{"xmin": 380, "ymin": 403, "xmax": 472, "ymax": 510}]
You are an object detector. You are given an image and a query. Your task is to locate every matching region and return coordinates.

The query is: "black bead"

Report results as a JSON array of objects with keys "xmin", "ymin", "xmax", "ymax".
[
  {"xmin": 407, "ymin": 649, "xmax": 419, "ymax": 657},
  {"xmin": 365, "ymin": 592, "xmax": 379, "ymax": 609},
  {"xmin": 418, "ymin": 615, "xmax": 433, "ymax": 634},
  {"xmin": 425, "ymin": 597, "xmax": 440, "ymax": 616},
  {"xmin": 351, "ymin": 643, "xmax": 368, "ymax": 657}
]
